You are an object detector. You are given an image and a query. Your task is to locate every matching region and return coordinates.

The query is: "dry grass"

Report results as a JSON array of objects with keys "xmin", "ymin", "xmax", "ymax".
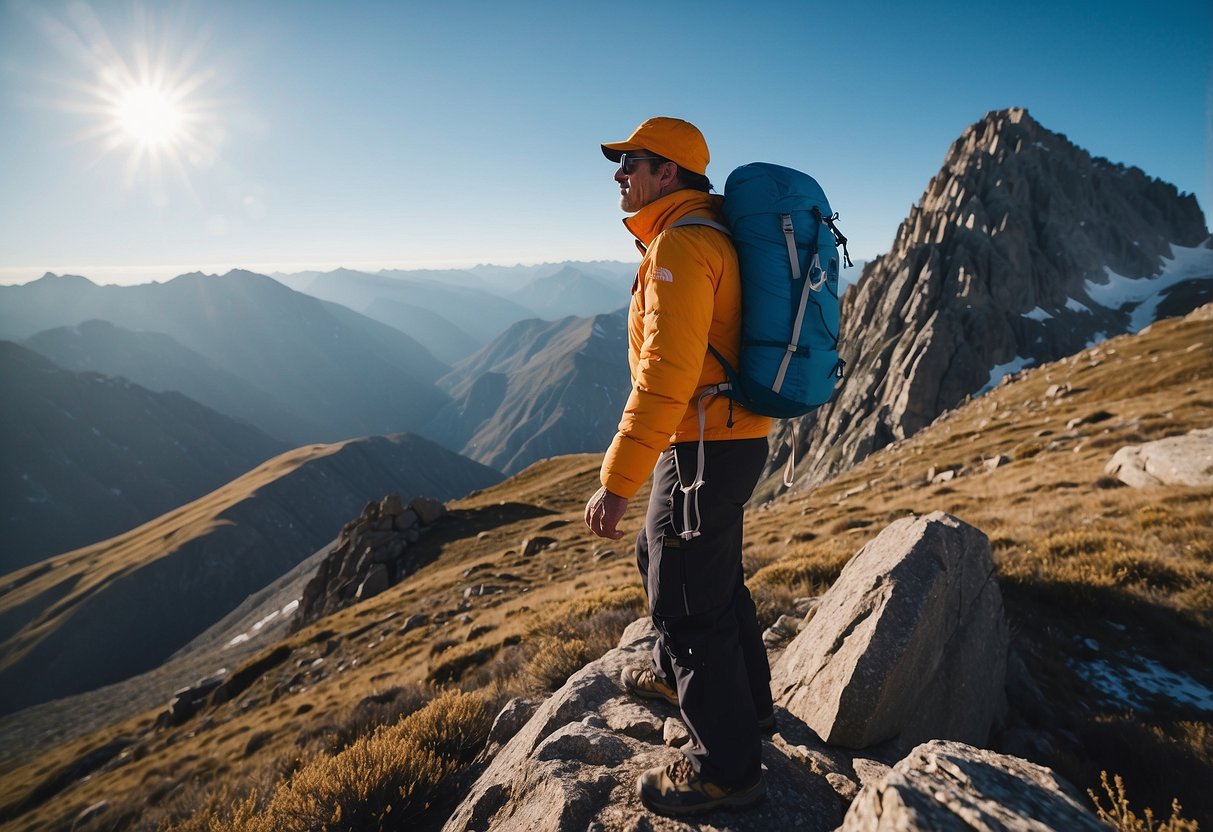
[
  {"xmin": 169, "ymin": 688, "xmax": 499, "ymax": 832},
  {"xmin": 1090, "ymin": 771, "xmax": 1200, "ymax": 832},
  {"xmin": 515, "ymin": 585, "xmax": 645, "ymax": 692},
  {"xmin": 2, "ymin": 313, "xmax": 1210, "ymax": 832}
]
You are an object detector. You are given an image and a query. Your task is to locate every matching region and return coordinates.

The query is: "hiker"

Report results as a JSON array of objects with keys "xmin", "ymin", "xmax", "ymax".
[{"xmin": 583, "ymin": 117, "xmax": 774, "ymax": 815}]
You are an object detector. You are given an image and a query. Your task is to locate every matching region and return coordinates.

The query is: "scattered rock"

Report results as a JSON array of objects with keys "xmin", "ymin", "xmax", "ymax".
[
  {"xmin": 1104, "ymin": 427, "xmax": 1213, "ymax": 487},
  {"xmin": 1066, "ymin": 409, "xmax": 1115, "ymax": 429},
  {"xmin": 410, "ymin": 496, "xmax": 445, "ymax": 525},
  {"xmin": 983, "ymin": 454, "xmax": 1011, "ymax": 471},
  {"xmin": 662, "ymin": 717, "xmax": 689, "ymax": 747},
  {"xmin": 771, "ymin": 512, "xmax": 1008, "ymax": 751},
  {"xmin": 521, "ymin": 536, "xmax": 557, "ymax": 557},
  {"xmin": 826, "ymin": 772, "xmax": 860, "ymax": 802},
  {"xmin": 840, "ymin": 740, "xmax": 1104, "ymax": 830},
  {"xmin": 157, "ymin": 670, "xmax": 227, "ymax": 727},
  {"xmin": 763, "ymin": 614, "xmax": 805, "ymax": 651},
  {"xmin": 399, "ymin": 613, "xmax": 429, "ymax": 634}
]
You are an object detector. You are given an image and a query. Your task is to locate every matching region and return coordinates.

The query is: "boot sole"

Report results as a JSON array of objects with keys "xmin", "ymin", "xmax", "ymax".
[{"xmin": 636, "ymin": 774, "xmax": 766, "ymax": 815}]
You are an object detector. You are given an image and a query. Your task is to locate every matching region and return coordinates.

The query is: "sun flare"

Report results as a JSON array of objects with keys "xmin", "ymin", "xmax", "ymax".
[
  {"xmin": 34, "ymin": 3, "xmax": 226, "ymax": 200},
  {"xmin": 115, "ymin": 84, "xmax": 184, "ymax": 148}
]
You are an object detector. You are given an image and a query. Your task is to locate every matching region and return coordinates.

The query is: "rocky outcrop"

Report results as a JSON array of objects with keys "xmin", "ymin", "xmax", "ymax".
[
  {"xmin": 293, "ymin": 494, "xmax": 447, "ymax": 629},
  {"xmin": 840, "ymin": 740, "xmax": 1105, "ymax": 831},
  {"xmin": 773, "ymin": 107, "xmax": 1213, "ymax": 492},
  {"xmin": 443, "ymin": 618, "xmax": 846, "ymax": 832},
  {"xmin": 1104, "ymin": 426, "xmax": 1213, "ymax": 487},
  {"xmin": 445, "ymin": 514, "xmax": 1100, "ymax": 830},
  {"xmin": 770, "ymin": 512, "xmax": 1008, "ymax": 752}
]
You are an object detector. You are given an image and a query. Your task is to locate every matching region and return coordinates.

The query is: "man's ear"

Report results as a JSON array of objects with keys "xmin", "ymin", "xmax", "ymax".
[{"xmin": 659, "ymin": 161, "xmax": 680, "ymax": 191}]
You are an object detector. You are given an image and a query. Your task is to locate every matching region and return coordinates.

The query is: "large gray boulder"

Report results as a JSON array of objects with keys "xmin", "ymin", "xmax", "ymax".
[
  {"xmin": 770, "ymin": 512, "xmax": 1008, "ymax": 750},
  {"xmin": 840, "ymin": 740, "xmax": 1105, "ymax": 831},
  {"xmin": 444, "ymin": 618, "xmax": 846, "ymax": 832},
  {"xmin": 1104, "ymin": 426, "xmax": 1213, "ymax": 487}
]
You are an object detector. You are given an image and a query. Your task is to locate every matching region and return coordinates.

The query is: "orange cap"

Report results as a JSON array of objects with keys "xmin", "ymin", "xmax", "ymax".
[{"xmin": 601, "ymin": 117, "xmax": 709, "ymax": 176}]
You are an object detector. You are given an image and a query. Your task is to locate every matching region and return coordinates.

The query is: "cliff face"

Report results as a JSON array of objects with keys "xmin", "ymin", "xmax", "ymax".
[{"xmin": 773, "ymin": 107, "xmax": 1212, "ymax": 490}]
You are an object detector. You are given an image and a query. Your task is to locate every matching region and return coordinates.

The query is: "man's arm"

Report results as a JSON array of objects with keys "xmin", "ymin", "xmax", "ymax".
[{"xmin": 600, "ymin": 232, "xmax": 715, "ymax": 498}]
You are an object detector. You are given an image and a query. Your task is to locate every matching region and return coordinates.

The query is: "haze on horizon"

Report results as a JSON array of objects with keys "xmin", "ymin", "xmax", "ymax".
[{"xmin": 1, "ymin": 0, "xmax": 1208, "ymax": 287}]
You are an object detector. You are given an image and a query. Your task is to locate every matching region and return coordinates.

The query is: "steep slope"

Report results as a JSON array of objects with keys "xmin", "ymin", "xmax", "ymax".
[
  {"xmin": 0, "ymin": 270, "xmax": 451, "ymax": 444},
  {"xmin": 1, "ymin": 309, "xmax": 1208, "ymax": 832},
  {"xmin": 23, "ymin": 319, "xmax": 309, "ymax": 444},
  {"xmin": 421, "ymin": 307, "xmax": 630, "ymax": 474},
  {"xmin": 0, "ymin": 342, "xmax": 287, "ymax": 571},
  {"xmin": 775, "ymin": 107, "xmax": 1213, "ymax": 491},
  {"xmin": 508, "ymin": 265, "xmax": 630, "ymax": 320},
  {"xmin": 0, "ymin": 433, "xmax": 502, "ymax": 715}
]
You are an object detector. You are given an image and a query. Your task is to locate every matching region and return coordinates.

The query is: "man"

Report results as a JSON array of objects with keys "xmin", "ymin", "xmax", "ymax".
[{"xmin": 583, "ymin": 117, "xmax": 774, "ymax": 816}]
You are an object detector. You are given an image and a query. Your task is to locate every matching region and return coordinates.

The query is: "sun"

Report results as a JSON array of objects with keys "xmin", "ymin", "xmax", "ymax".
[
  {"xmin": 114, "ymin": 84, "xmax": 184, "ymax": 149},
  {"xmin": 30, "ymin": 3, "xmax": 227, "ymax": 200}
]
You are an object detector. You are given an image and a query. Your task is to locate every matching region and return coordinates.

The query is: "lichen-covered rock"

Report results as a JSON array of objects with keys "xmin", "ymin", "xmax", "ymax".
[
  {"xmin": 771, "ymin": 512, "xmax": 1008, "ymax": 751},
  {"xmin": 840, "ymin": 740, "xmax": 1104, "ymax": 831}
]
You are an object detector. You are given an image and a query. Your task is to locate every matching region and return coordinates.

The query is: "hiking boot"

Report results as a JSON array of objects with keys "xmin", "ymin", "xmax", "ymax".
[
  {"xmin": 637, "ymin": 756, "xmax": 765, "ymax": 816},
  {"xmin": 620, "ymin": 665, "xmax": 679, "ymax": 707}
]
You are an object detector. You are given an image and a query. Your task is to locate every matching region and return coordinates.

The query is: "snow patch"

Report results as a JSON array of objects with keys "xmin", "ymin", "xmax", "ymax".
[
  {"xmin": 1022, "ymin": 307, "xmax": 1053, "ymax": 322},
  {"xmin": 225, "ymin": 599, "xmax": 301, "ymax": 648},
  {"xmin": 1072, "ymin": 655, "xmax": 1213, "ymax": 713},
  {"xmin": 979, "ymin": 356, "xmax": 1034, "ymax": 395},
  {"xmin": 1065, "ymin": 297, "xmax": 1092, "ymax": 314},
  {"xmin": 1084, "ymin": 243, "xmax": 1213, "ymax": 331}
]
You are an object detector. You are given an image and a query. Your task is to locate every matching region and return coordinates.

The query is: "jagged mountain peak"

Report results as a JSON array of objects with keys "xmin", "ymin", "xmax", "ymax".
[
  {"xmin": 886, "ymin": 107, "xmax": 1207, "ymax": 277},
  {"xmin": 772, "ymin": 109, "xmax": 1213, "ymax": 494}
]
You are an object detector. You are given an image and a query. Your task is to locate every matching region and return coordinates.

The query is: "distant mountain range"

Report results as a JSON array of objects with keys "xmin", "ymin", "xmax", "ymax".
[
  {"xmin": 272, "ymin": 263, "xmax": 632, "ymax": 363},
  {"xmin": 1, "ymin": 270, "xmax": 451, "ymax": 445},
  {"xmin": 422, "ymin": 308, "xmax": 629, "ymax": 474},
  {"xmin": 0, "ymin": 432, "xmax": 502, "ymax": 715},
  {"xmin": 0, "ymin": 342, "xmax": 287, "ymax": 571}
]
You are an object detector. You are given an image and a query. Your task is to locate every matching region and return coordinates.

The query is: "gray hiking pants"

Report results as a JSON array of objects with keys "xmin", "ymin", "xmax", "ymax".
[{"xmin": 635, "ymin": 437, "xmax": 772, "ymax": 786}]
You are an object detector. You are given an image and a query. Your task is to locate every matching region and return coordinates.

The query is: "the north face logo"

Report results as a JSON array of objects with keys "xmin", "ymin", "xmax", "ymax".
[{"xmin": 654, "ymin": 267, "xmax": 674, "ymax": 283}]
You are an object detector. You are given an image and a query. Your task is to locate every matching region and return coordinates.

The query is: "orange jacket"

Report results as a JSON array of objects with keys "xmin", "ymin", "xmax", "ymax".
[{"xmin": 600, "ymin": 189, "xmax": 772, "ymax": 499}]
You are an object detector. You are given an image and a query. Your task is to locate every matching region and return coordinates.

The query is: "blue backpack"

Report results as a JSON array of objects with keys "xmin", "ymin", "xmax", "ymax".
[{"xmin": 673, "ymin": 162, "xmax": 849, "ymax": 419}]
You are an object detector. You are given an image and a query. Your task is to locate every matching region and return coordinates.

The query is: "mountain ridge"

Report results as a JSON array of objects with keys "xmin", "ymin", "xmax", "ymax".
[
  {"xmin": 769, "ymin": 106, "xmax": 1213, "ymax": 493},
  {"xmin": 0, "ymin": 432, "xmax": 503, "ymax": 715}
]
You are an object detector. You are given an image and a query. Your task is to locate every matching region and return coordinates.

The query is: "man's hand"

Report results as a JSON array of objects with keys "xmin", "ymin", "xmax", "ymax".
[{"xmin": 584, "ymin": 486, "xmax": 628, "ymax": 539}]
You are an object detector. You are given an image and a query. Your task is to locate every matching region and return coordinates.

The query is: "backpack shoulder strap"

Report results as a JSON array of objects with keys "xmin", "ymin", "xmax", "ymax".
[{"xmin": 668, "ymin": 217, "xmax": 732, "ymax": 236}]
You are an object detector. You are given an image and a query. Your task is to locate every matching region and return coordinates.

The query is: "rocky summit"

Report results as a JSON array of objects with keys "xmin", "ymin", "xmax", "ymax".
[
  {"xmin": 445, "ymin": 512, "xmax": 1098, "ymax": 831},
  {"xmin": 771, "ymin": 107, "xmax": 1213, "ymax": 493}
]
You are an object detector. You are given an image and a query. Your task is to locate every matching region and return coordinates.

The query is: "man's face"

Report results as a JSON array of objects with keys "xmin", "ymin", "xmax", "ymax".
[{"xmin": 615, "ymin": 153, "xmax": 666, "ymax": 213}]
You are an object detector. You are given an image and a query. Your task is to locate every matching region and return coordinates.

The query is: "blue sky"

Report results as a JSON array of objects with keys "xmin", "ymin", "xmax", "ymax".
[{"xmin": 1, "ymin": 0, "xmax": 1209, "ymax": 285}]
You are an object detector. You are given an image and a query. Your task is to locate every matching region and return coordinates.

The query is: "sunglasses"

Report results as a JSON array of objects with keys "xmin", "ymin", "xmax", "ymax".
[{"xmin": 619, "ymin": 153, "xmax": 666, "ymax": 174}]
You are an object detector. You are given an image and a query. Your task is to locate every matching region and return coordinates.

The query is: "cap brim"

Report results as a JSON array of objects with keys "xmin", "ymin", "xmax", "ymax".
[{"xmin": 601, "ymin": 140, "xmax": 641, "ymax": 163}]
